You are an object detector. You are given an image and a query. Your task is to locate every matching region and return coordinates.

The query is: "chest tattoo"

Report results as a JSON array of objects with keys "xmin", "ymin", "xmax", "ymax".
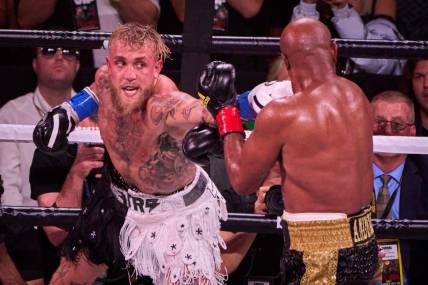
[
  {"xmin": 110, "ymin": 116, "xmax": 143, "ymax": 165},
  {"xmin": 138, "ymin": 133, "xmax": 186, "ymax": 185}
]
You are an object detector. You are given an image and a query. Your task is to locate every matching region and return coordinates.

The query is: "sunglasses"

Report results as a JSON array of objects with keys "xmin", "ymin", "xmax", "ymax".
[
  {"xmin": 40, "ymin": 47, "xmax": 80, "ymax": 59},
  {"xmin": 374, "ymin": 119, "xmax": 413, "ymax": 134}
]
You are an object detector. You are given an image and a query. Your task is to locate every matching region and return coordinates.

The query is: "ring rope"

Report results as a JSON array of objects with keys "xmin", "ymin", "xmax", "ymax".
[
  {"xmin": 1, "ymin": 124, "xmax": 428, "ymax": 154},
  {"xmin": 1, "ymin": 206, "xmax": 427, "ymax": 240},
  {"xmin": 0, "ymin": 29, "xmax": 428, "ymax": 58},
  {"xmin": 0, "ymin": 124, "xmax": 103, "ymax": 144}
]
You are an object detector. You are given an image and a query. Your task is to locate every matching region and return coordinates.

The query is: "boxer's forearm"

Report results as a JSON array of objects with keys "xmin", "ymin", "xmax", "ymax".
[
  {"xmin": 112, "ymin": 0, "xmax": 159, "ymax": 27},
  {"xmin": 220, "ymin": 231, "xmax": 257, "ymax": 274},
  {"xmin": 56, "ymin": 171, "xmax": 85, "ymax": 208},
  {"xmin": 223, "ymin": 133, "xmax": 251, "ymax": 192},
  {"xmin": 17, "ymin": 0, "xmax": 57, "ymax": 28}
]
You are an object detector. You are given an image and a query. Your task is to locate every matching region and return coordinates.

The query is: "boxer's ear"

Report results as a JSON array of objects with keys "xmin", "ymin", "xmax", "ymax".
[{"xmin": 154, "ymin": 59, "xmax": 163, "ymax": 78}]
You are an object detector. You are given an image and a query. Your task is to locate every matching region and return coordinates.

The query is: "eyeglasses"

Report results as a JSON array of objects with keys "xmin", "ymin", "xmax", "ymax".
[
  {"xmin": 374, "ymin": 119, "xmax": 414, "ymax": 134},
  {"xmin": 40, "ymin": 47, "xmax": 80, "ymax": 59}
]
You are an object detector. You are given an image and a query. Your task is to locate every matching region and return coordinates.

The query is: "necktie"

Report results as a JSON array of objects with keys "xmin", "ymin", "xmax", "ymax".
[{"xmin": 376, "ymin": 174, "xmax": 392, "ymax": 219}]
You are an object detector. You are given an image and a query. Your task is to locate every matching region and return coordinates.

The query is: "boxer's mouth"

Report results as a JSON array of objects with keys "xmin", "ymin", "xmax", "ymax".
[{"xmin": 122, "ymin": 86, "xmax": 139, "ymax": 97}]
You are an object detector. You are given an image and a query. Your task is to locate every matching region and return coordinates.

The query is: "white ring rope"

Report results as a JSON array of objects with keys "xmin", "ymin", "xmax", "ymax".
[
  {"xmin": 0, "ymin": 124, "xmax": 427, "ymax": 154},
  {"xmin": 0, "ymin": 124, "xmax": 103, "ymax": 144}
]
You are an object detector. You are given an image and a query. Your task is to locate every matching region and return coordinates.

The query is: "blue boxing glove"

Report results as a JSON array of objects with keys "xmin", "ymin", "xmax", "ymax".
[
  {"xmin": 33, "ymin": 87, "xmax": 99, "ymax": 153},
  {"xmin": 238, "ymin": 80, "xmax": 294, "ymax": 121},
  {"xmin": 237, "ymin": 91, "xmax": 257, "ymax": 121}
]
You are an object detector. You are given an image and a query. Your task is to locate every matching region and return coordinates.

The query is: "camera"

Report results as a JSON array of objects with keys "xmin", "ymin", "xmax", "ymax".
[{"xmin": 264, "ymin": 185, "xmax": 284, "ymax": 216}]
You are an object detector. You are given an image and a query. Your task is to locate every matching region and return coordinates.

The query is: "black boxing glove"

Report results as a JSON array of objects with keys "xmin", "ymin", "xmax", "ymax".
[
  {"xmin": 33, "ymin": 104, "xmax": 77, "ymax": 153},
  {"xmin": 33, "ymin": 87, "xmax": 99, "ymax": 153},
  {"xmin": 265, "ymin": 185, "xmax": 284, "ymax": 216},
  {"xmin": 182, "ymin": 124, "xmax": 223, "ymax": 165},
  {"xmin": 198, "ymin": 61, "xmax": 243, "ymax": 137}
]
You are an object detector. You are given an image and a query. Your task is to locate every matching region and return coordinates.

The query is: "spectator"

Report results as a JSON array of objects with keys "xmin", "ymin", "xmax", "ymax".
[
  {"xmin": 407, "ymin": 59, "xmax": 428, "ymax": 136},
  {"xmin": 15, "ymin": 0, "xmax": 159, "ymax": 30},
  {"xmin": 0, "ymin": 47, "xmax": 80, "ymax": 206},
  {"xmin": 0, "ymin": 46, "xmax": 80, "ymax": 284},
  {"xmin": 13, "ymin": 1, "xmax": 160, "ymax": 67},
  {"xmin": 371, "ymin": 90, "xmax": 428, "ymax": 284},
  {"xmin": 159, "ymin": 0, "xmax": 291, "ymax": 90},
  {"xmin": 292, "ymin": 0, "xmax": 405, "ymax": 75}
]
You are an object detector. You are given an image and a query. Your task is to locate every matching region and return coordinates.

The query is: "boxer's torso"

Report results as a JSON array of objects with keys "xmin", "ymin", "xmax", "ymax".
[
  {"xmin": 277, "ymin": 77, "xmax": 373, "ymax": 214},
  {"xmin": 97, "ymin": 91, "xmax": 195, "ymax": 195}
]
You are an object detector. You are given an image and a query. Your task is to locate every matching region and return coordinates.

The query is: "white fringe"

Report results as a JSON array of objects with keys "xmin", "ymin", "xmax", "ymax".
[{"xmin": 119, "ymin": 171, "xmax": 228, "ymax": 285}]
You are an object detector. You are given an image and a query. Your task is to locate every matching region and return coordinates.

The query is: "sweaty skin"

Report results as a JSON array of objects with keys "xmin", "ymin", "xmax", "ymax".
[
  {"xmin": 224, "ymin": 19, "xmax": 373, "ymax": 215},
  {"xmin": 93, "ymin": 41, "xmax": 213, "ymax": 194}
]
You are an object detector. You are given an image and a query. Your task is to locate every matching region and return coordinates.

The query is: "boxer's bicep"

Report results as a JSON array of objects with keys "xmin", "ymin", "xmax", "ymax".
[{"xmin": 165, "ymin": 92, "xmax": 215, "ymax": 134}]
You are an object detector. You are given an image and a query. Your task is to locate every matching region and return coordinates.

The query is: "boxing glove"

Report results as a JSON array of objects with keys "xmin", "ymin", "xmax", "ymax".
[
  {"xmin": 197, "ymin": 61, "xmax": 243, "ymax": 137},
  {"xmin": 238, "ymin": 80, "xmax": 294, "ymax": 121},
  {"xmin": 248, "ymin": 80, "xmax": 294, "ymax": 114},
  {"xmin": 182, "ymin": 124, "xmax": 223, "ymax": 165},
  {"xmin": 33, "ymin": 87, "xmax": 99, "ymax": 153}
]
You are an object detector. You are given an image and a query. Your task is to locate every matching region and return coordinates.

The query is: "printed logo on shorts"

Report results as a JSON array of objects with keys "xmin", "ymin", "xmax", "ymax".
[
  {"xmin": 350, "ymin": 210, "xmax": 374, "ymax": 245},
  {"xmin": 116, "ymin": 190, "xmax": 160, "ymax": 213}
]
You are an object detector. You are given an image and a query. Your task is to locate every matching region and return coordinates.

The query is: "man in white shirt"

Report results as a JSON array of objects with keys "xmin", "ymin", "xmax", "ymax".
[
  {"xmin": 0, "ymin": 47, "xmax": 79, "ymax": 206},
  {"xmin": 0, "ymin": 46, "xmax": 80, "ymax": 284}
]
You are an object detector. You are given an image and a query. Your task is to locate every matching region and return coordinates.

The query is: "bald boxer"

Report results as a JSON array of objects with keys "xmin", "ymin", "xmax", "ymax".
[
  {"xmin": 195, "ymin": 19, "xmax": 378, "ymax": 284},
  {"xmin": 34, "ymin": 23, "xmax": 227, "ymax": 285}
]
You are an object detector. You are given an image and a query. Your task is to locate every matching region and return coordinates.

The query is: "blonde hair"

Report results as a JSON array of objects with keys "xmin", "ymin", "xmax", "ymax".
[
  {"xmin": 109, "ymin": 23, "xmax": 171, "ymax": 62},
  {"xmin": 267, "ymin": 56, "xmax": 284, "ymax": 81}
]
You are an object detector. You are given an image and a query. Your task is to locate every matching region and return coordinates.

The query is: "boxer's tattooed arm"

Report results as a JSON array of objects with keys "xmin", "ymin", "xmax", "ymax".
[
  {"xmin": 138, "ymin": 133, "xmax": 191, "ymax": 188},
  {"xmin": 181, "ymin": 101, "xmax": 202, "ymax": 121},
  {"xmin": 149, "ymin": 96, "xmax": 180, "ymax": 125},
  {"xmin": 163, "ymin": 95, "xmax": 215, "ymax": 128},
  {"xmin": 151, "ymin": 105, "xmax": 163, "ymax": 126}
]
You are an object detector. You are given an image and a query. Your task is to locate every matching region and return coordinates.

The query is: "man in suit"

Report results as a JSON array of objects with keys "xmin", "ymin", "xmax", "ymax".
[{"xmin": 371, "ymin": 90, "xmax": 428, "ymax": 285}]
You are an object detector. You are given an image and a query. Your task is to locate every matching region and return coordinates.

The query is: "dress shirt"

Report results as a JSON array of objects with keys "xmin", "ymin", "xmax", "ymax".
[
  {"xmin": 0, "ymin": 87, "xmax": 74, "ymax": 206},
  {"xmin": 372, "ymin": 162, "xmax": 405, "ymax": 219}
]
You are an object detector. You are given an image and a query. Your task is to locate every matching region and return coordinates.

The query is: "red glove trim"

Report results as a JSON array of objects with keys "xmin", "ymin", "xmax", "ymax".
[{"xmin": 216, "ymin": 106, "xmax": 244, "ymax": 137}]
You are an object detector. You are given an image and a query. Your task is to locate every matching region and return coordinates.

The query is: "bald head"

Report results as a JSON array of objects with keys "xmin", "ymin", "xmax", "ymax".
[{"xmin": 280, "ymin": 18, "xmax": 333, "ymax": 60}]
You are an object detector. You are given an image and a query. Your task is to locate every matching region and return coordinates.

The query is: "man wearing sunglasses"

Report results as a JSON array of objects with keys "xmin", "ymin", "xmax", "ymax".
[
  {"xmin": 0, "ymin": 46, "xmax": 80, "ymax": 285},
  {"xmin": 371, "ymin": 90, "xmax": 428, "ymax": 285}
]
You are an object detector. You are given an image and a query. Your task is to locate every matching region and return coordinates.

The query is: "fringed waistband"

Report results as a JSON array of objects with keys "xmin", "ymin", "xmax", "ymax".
[{"xmin": 111, "ymin": 167, "xmax": 208, "ymax": 214}]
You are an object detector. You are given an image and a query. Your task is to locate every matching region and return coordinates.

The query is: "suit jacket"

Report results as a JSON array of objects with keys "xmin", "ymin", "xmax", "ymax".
[{"xmin": 399, "ymin": 155, "xmax": 428, "ymax": 285}]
